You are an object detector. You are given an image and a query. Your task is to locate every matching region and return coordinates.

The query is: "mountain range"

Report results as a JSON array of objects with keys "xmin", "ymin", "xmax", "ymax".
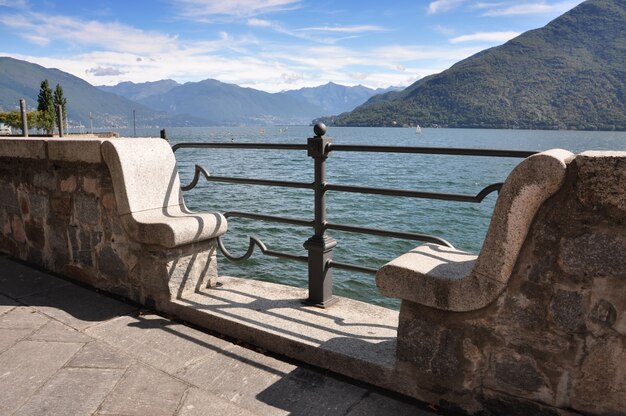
[
  {"xmin": 326, "ymin": 0, "xmax": 626, "ymax": 130},
  {"xmin": 0, "ymin": 57, "xmax": 392, "ymax": 127},
  {"xmin": 0, "ymin": 57, "xmax": 205, "ymax": 128},
  {"xmin": 97, "ymin": 79, "xmax": 396, "ymax": 125}
]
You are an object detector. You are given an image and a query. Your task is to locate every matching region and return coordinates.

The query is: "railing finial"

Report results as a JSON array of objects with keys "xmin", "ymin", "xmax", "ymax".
[{"xmin": 313, "ymin": 122, "xmax": 327, "ymax": 137}]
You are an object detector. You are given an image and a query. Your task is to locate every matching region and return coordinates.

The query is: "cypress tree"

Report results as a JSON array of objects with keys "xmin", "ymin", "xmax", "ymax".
[
  {"xmin": 53, "ymin": 84, "xmax": 68, "ymax": 131},
  {"xmin": 36, "ymin": 79, "xmax": 55, "ymax": 134}
]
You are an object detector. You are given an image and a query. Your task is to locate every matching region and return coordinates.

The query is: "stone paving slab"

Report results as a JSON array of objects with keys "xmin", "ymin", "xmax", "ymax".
[
  {"xmin": 346, "ymin": 392, "xmax": 437, "ymax": 416},
  {"xmin": 0, "ymin": 306, "xmax": 49, "ymax": 330},
  {"xmin": 0, "ymin": 328, "xmax": 32, "ymax": 353},
  {"xmin": 0, "ymin": 340, "xmax": 84, "ymax": 415},
  {"xmin": 0, "ymin": 257, "xmax": 71, "ymax": 298},
  {"xmin": 86, "ymin": 313, "xmax": 232, "ymax": 374},
  {"xmin": 177, "ymin": 388, "xmax": 258, "ymax": 416},
  {"xmin": 28, "ymin": 319, "xmax": 93, "ymax": 343},
  {"xmin": 68, "ymin": 341, "xmax": 134, "ymax": 369},
  {"xmin": 14, "ymin": 367, "xmax": 124, "ymax": 416},
  {"xmin": 97, "ymin": 364, "xmax": 187, "ymax": 416},
  {"xmin": 21, "ymin": 283, "xmax": 137, "ymax": 330},
  {"xmin": 0, "ymin": 293, "xmax": 18, "ymax": 315}
]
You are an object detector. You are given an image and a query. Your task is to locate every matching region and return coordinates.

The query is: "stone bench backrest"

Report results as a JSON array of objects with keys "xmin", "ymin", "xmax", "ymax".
[{"xmin": 101, "ymin": 138, "xmax": 183, "ymax": 215}]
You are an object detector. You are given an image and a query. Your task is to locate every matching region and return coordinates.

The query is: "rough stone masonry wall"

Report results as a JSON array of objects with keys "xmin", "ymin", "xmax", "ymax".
[
  {"xmin": 396, "ymin": 152, "xmax": 626, "ymax": 415},
  {"xmin": 0, "ymin": 151, "xmax": 218, "ymax": 309}
]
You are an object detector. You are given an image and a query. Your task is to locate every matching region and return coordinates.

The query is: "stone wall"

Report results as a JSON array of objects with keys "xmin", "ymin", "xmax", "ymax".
[
  {"xmin": 0, "ymin": 139, "xmax": 219, "ymax": 309},
  {"xmin": 392, "ymin": 152, "xmax": 626, "ymax": 415}
]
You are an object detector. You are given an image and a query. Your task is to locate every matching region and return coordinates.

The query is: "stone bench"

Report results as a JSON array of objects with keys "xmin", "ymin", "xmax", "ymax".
[
  {"xmin": 374, "ymin": 150, "xmax": 626, "ymax": 415},
  {"xmin": 0, "ymin": 136, "xmax": 227, "ymax": 309},
  {"xmin": 376, "ymin": 148, "xmax": 574, "ymax": 311},
  {"xmin": 101, "ymin": 138, "xmax": 227, "ymax": 248}
]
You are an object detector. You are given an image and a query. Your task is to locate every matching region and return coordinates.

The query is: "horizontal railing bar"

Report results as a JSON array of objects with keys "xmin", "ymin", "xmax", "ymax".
[
  {"xmin": 327, "ymin": 144, "xmax": 537, "ymax": 158},
  {"xmin": 327, "ymin": 260, "xmax": 377, "ymax": 275},
  {"xmin": 325, "ymin": 183, "xmax": 498, "ymax": 202},
  {"xmin": 224, "ymin": 211, "xmax": 313, "ymax": 227},
  {"xmin": 198, "ymin": 175, "xmax": 314, "ymax": 190},
  {"xmin": 172, "ymin": 142, "xmax": 308, "ymax": 152},
  {"xmin": 263, "ymin": 250, "xmax": 309, "ymax": 263},
  {"xmin": 173, "ymin": 142, "xmax": 537, "ymax": 158},
  {"xmin": 326, "ymin": 222, "xmax": 454, "ymax": 248}
]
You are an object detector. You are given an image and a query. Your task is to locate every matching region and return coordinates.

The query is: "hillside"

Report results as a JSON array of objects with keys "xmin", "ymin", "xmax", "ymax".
[
  {"xmin": 0, "ymin": 57, "xmax": 204, "ymax": 128},
  {"xmin": 97, "ymin": 80, "xmax": 180, "ymax": 102},
  {"xmin": 281, "ymin": 82, "xmax": 400, "ymax": 116},
  {"xmin": 135, "ymin": 79, "xmax": 325, "ymax": 125},
  {"xmin": 330, "ymin": 0, "xmax": 626, "ymax": 130}
]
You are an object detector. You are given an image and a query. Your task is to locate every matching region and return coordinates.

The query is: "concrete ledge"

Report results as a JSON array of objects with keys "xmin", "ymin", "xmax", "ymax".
[
  {"xmin": 47, "ymin": 139, "xmax": 105, "ymax": 164},
  {"xmin": 377, "ymin": 149, "xmax": 574, "ymax": 311},
  {"xmin": 0, "ymin": 138, "xmax": 46, "ymax": 159},
  {"xmin": 167, "ymin": 276, "xmax": 402, "ymax": 394}
]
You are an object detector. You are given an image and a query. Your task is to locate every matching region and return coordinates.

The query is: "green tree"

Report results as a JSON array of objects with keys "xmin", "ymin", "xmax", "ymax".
[
  {"xmin": 37, "ymin": 79, "xmax": 55, "ymax": 134},
  {"xmin": 0, "ymin": 111, "xmax": 41, "ymax": 134},
  {"xmin": 53, "ymin": 83, "xmax": 67, "ymax": 131}
]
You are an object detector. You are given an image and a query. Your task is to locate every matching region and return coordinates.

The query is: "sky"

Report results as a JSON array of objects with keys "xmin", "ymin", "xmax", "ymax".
[{"xmin": 0, "ymin": 0, "xmax": 584, "ymax": 92}]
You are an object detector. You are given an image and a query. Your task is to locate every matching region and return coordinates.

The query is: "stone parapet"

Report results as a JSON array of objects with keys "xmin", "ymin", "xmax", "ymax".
[
  {"xmin": 377, "ymin": 151, "xmax": 626, "ymax": 415},
  {"xmin": 0, "ymin": 137, "xmax": 225, "ymax": 308}
]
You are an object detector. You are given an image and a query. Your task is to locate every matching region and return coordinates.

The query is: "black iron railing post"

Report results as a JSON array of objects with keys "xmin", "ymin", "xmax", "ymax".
[{"xmin": 304, "ymin": 123, "xmax": 337, "ymax": 307}]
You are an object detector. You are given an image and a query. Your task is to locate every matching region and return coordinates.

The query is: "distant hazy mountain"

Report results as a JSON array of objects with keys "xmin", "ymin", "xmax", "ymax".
[
  {"xmin": 330, "ymin": 0, "xmax": 626, "ymax": 130},
  {"xmin": 134, "ymin": 78, "xmax": 325, "ymax": 125},
  {"xmin": 0, "ymin": 57, "xmax": 204, "ymax": 128},
  {"xmin": 97, "ymin": 80, "xmax": 180, "ymax": 102},
  {"xmin": 281, "ymin": 82, "xmax": 401, "ymax": 116}
]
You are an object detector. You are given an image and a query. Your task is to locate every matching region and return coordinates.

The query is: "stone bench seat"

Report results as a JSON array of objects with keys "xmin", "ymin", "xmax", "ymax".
[
  {"xmin": 121, "ymin": 205, "xmax": 227, "ymax": 248},
  {"xmin": 376, "ymin": 149, "xmax": 574, "ymax": 312},
  {"xmin": 102, "ymin": 138, "xmax": 227, "ymax": 248}
]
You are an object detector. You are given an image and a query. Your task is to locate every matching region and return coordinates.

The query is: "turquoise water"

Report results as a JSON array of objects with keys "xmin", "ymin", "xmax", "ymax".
[{"xmin": 133, "ymin": 126, "xmax": 626, "ymax": 309}]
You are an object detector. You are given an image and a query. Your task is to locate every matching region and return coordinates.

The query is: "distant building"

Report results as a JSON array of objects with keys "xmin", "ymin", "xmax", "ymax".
[{"xmin": 0, "ymin": 123, "xmax": 12, "ymax": 135}]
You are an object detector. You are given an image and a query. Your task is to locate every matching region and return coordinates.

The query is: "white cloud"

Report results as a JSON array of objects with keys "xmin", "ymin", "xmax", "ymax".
[
  {"xmin": 171, "ymin": 0, "xmax": 300, "ymax": 20},
  {"xmin": 479, "ymin": 1, "xmax": 582, "ymax": 16},
  {"xmin": 297, "ymin": 25, "xmax": 386, "ymax": 33},
  {"xmin": 86, "ymin": 66, "xmax": 127, "ymax": 76},
  {"xmin": 0, "ymin": 0, "xmax": 27, "ymax": 7},
  {"xmin": 0, "ymin": 12, "xmax": 178, "ymax": 54},
  {"xmin": 427, "ymin": 0, "xmax": 582, "ymax": 16},
  {"xmin": 450, "ymin": 31, "xmax": 520, "ymax": 43},
  {"xmin": 427, "ymin": 0, "xmax": 467, "ymax": 14},
  {"xmin": 246, "ymin": 18, "xmax": 381, "ymax": 44},
  {"xmin": 247, "ymin": 18, "xmax": 273, "ymax": 27}
]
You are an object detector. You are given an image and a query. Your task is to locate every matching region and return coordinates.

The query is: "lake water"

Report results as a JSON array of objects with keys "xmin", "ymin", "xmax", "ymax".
[{"xmin": 131, "ymin": 126, "xmax": 626, "ymax": 309}]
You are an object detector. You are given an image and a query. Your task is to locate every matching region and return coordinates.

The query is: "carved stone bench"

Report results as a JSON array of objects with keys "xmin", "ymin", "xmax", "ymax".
[
  {"xmin": 376, "ymin": 148, "xmax": 574, "ymax": 312},
  {"xmin": 374, "ymin": 150, "xmax": 626, "ymax": 415},
  {"xmin": 101, "ymin": 138, "xmax": 227, "ymax": 248},
  {"xmin": 101, "ymin": 138, "xmax": 228, "ymax": 304},
  {"xmin": 0, "ymin": 136, "xmax": 227, "ymax": 309}
]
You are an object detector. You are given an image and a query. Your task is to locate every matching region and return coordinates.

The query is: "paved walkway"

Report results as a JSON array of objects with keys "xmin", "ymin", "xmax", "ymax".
[{"xmin": 0, "ymin": 255, "xmax": 438, "ymax": 416}]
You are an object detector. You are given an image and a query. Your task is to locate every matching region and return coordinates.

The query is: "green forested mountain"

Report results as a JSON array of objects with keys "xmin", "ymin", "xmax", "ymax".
[
  {"xmin": 0, "ymin": 57, "xmax": 204, "ymax": 128},
  {"xmin": 135, "ymin": 78, "xmax": 325, "ymax": 125},
  {"xmin": 97, "ymin": 80, "xmax": 180, "ymax": 102},
  {"xmin": 330, "ymin": 0, "xmax": 626, "ymax": 130}
]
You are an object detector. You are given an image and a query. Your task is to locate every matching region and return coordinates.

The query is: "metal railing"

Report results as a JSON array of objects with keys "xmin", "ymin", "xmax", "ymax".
[{"xmin": 172, "ymin": 124, "xmax": 537, "ymax": 307}]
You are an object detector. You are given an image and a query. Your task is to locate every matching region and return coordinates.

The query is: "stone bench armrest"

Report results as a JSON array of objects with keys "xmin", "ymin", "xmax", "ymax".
[
  {"xmin": 376, "ymin": 148, "xmax": 574, "ymax": 311},
  {"xmin": 102, "ymin": 138, "xmax": 227, "ymax": 248}
]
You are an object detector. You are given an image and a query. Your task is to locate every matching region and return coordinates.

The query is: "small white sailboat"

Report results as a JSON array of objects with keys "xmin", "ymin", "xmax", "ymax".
[{"xmin": 415, "ymin": 125, "xmax": 422, "ymax": 134}]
